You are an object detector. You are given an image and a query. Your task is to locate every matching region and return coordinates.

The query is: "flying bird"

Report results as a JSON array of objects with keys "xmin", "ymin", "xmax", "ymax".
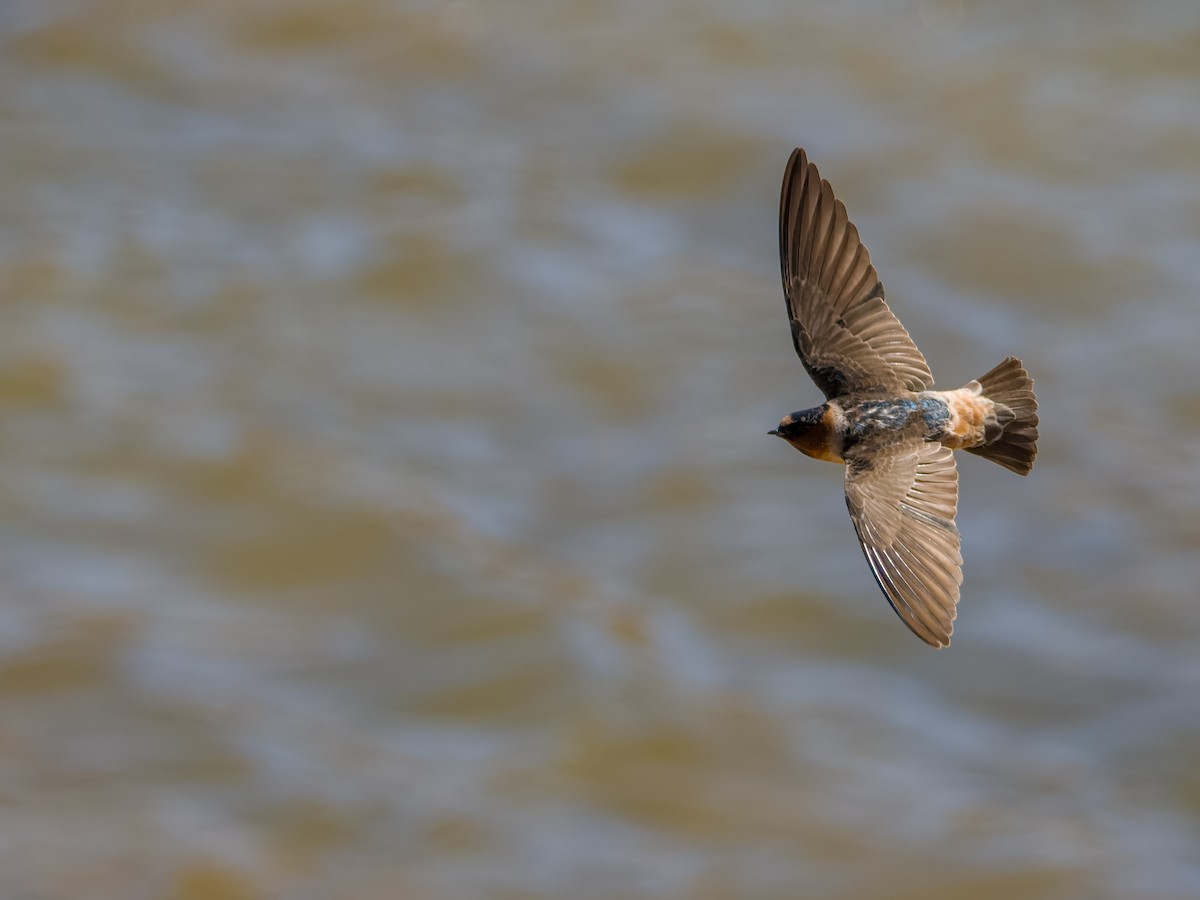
[{"xmin": 770, "ymin": 148, "xmax": 1038, "ymax": 647}]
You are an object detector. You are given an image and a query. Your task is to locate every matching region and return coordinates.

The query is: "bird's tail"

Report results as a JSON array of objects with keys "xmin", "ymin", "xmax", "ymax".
[{"xmin": 964, "ymin": 356, "xmax": 1039, "ymax": 475}]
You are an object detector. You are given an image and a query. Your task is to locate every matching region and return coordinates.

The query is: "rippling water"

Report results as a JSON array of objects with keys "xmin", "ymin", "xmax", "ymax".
[{"xmin": 2, "ymin": 1, "xmax": 1199, "ymax": 897}]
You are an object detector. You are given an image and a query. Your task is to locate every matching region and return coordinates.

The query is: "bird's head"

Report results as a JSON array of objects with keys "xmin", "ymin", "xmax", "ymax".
[
  {"xmin": 769, "ymin": 405, "xmax": 826, "ymax": 440},
  {"xmin": 770, "ymin": 404, "xmax": 840, "ymax": 462}
]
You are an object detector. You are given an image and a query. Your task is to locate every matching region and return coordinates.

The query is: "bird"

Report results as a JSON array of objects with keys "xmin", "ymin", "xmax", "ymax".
[{"xmin": 769, "ymin": 148, "xmax": 1038, "ymax": 648}]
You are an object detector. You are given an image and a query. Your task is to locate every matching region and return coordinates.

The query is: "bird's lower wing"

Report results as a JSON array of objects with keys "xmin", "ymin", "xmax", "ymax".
[{"xmin": 844, "ymin": 440, "xmax": 962, "ymax": 647}]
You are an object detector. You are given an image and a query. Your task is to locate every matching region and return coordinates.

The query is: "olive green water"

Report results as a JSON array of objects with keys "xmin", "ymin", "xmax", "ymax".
[{"xmin": 2, "ymin": 2, "xmax": 1199, "ymax": 898}]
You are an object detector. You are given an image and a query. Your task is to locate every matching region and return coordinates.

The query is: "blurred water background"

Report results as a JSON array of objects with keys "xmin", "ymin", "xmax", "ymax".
[{"xmin": 2, "ymin": 1, "xmax": 1199, "ymax": 897}]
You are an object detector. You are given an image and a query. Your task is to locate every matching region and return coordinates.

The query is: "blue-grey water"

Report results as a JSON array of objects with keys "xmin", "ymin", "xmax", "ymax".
[{"xmin": 2, "ymin": 1, "xmax": 1199, "ymax": 897}]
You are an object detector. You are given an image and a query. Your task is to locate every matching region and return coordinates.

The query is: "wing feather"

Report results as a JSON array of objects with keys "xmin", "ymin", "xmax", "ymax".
[
  {"xmin": 844, "ymin": 441, "xmax": 963, "ymax": 647},
  {"xmin": 779, "ymin": 148, "xmax": 934, "ymax": 398}
]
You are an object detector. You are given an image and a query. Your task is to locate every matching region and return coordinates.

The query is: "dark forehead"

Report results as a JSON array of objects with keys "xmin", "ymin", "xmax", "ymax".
[{"xmin": 787, "ymin": 406, "xmax": 825, "ymax": 425}]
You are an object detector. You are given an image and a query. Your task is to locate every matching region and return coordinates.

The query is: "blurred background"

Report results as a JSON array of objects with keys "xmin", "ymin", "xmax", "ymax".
[{"xmin": 2, "ymin": 1, "xmax": 1199, "ymax": 898}]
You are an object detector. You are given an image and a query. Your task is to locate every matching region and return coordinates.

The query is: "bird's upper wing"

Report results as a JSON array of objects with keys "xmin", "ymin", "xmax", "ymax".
[
  {"xmin": 779, "ymin": 148, "xmax": 934, "ymax": 399},
  {"xmin": 843, "ymin": 438, "xmax": 962, "ymax": 647}
]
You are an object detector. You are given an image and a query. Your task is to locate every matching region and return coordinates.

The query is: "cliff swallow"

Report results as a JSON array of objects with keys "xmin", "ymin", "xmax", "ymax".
[{"xmin": 770, "ymin": 149, "xmax": 1038, "ymax": 647}]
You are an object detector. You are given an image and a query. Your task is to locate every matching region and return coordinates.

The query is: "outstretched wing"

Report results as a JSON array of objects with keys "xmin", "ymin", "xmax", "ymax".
[
  {"xmin": 779, "ymin": 148, "xmax": 934, "ymax": 399},
  {"xmin": 843, "ymin": 440, "xmax": 962, "ymax": 647}
]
